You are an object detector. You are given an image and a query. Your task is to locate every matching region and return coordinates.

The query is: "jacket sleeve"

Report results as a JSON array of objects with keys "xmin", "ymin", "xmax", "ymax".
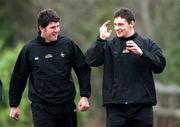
[
  {"xmin": 71, "ymin": 42, "xmax": 91, "ymax": 98},
  {"xmin": 9, "ymin": 46, "xmax": 30, "ymax": 107},
  {"xmin": 85, "ymin": 36, "xmax": 106, "ymax": 67},
  {"xmin": 140, "ymin": 38, "xmax": 166, "ymax": 73}
]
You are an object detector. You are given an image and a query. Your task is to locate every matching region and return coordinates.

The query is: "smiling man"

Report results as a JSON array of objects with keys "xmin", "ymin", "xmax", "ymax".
[
  {"xmin": 85, "ymin": 7, "xmax": 166, "ymax": 127},
  {"xmin": 9, "ymin": 9, "xmax": 91, "ymax": 127}
]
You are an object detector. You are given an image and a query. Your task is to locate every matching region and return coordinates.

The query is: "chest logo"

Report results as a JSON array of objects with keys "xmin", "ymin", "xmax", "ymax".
[
  {"xmin": 60, "ymin": 52, "xmax": 65, "ymax": 58},
  {"xmin": 122, "ymin": 49, "xmax": 130, "ymax": 53},
  {"xmin": 34, "ymin": 57, "xmax": 39, "ymax": 60},
  {"xmin": 45, "ymin": 54, "xmax": 53, "ymax": 59}
]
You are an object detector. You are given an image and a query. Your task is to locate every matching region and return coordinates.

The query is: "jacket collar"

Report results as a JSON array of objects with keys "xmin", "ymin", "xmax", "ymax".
[
  {"xmin": 117, "ymin": 32, "xmax": 138, "ymax": 41},
  {"xmin": 37, "ymin": 35, "xmax": 60, "ymax": 46}
]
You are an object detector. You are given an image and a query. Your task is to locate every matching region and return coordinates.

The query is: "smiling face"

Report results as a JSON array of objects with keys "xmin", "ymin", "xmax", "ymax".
[
  {"xmin": 37, "ymin": 9, "xmax": 60, "ymax": 42},
  {"xmin": 114, "ymin": 16, "xmax": 134, "ymax": 38},
  {"xmin": 39, "ymin": 21, "xmax": 60, "ymax": 42}
]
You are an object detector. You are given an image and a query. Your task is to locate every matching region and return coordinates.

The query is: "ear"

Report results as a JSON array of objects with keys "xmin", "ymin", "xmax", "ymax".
[
  {"xmin": 39, "ymin": 26, "xmax": 44, "ymax": 33},
  {"xmin": 130, "ymin": 21, "xmax": 135, "ymax": 27}
]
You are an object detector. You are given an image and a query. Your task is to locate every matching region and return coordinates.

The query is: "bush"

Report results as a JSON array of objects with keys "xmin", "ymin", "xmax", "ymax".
[{"xmin": 0, "ymin": 43, "xmax": 33, "ymax": 127}]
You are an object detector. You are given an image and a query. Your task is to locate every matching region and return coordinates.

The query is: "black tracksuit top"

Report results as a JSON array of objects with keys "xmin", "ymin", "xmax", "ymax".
[
  {"xmin": 9, "ymin": 35, "xmax": 91, "ymax": 107},
  {"xmin": 85, "ymin": 32, "xmax": 166, "ymax": 106}
]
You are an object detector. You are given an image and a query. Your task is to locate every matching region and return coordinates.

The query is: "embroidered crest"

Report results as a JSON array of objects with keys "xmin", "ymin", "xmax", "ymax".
[
  {"xmin": 60, "ymin": 52, "xmax": 65, "ymax": 58},
  {"xmin": 45, "ymin": 54, "xmax": 53, "ymax": 58},
  {"xmin": 122, "ymin": 49, "xmax": 130, "ymax": 53},
  {"xmin": 34, "ymin": 57, "xmax": 39, "ymax": 60}
]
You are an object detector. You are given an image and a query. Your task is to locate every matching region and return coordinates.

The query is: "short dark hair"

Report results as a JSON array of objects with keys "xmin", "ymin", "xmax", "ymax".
[
  {"xmin": 114, "ymin": 7, "xmax": 135, "ymax": 23},
  {"xmin": 37, "ymin": 9, "xmax": 60, "ymax": 28}
]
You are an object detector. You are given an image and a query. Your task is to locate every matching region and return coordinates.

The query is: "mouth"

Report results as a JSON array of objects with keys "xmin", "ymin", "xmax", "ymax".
[
  {"xmin": 116, "ymin": 29, "xmax": 122, "ymax": 33},
  {"xmin": 52, "ymin": 33, "xmax": 58, "ymax": 37},
  {"xmin": 116, "ymin": 31, "xmax": 122, "ymax": 35}
]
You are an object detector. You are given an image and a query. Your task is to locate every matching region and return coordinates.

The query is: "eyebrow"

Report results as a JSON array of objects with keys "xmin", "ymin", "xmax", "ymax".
[{"xmin": 114, "ymin": 23, "xmax": 124, "ymax": 25}]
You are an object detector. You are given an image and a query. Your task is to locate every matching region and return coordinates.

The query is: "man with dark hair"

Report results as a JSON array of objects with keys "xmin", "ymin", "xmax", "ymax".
[
  {"xmin": 85, "ymin": 7, "xmax": 166, "ymax": 127},
  {"xmin": 9, "ymin": 9, "xmax": 91, "ymax": 127}
]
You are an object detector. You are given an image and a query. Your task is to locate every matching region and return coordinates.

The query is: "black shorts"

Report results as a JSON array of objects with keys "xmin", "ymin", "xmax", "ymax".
[
  {"xmin": 31, "ymin": 102, "xmax": 77, "ymax": 127},
  {"xmin": 106, "ymin": 104, "xmax": 153, "ymax": 127}
]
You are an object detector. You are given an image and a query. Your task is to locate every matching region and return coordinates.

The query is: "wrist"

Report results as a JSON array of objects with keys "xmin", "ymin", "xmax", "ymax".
[
  {"xmin": 10, "ymin": 107, "xmax": 18, "ymax": 109},
  {"xmin": 99, "ymin": 35, "xmax": 108, "ymax": 40},
  {"xmin": 81, "ymin": 97, "xmax": 88, "ymax": 100}
]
